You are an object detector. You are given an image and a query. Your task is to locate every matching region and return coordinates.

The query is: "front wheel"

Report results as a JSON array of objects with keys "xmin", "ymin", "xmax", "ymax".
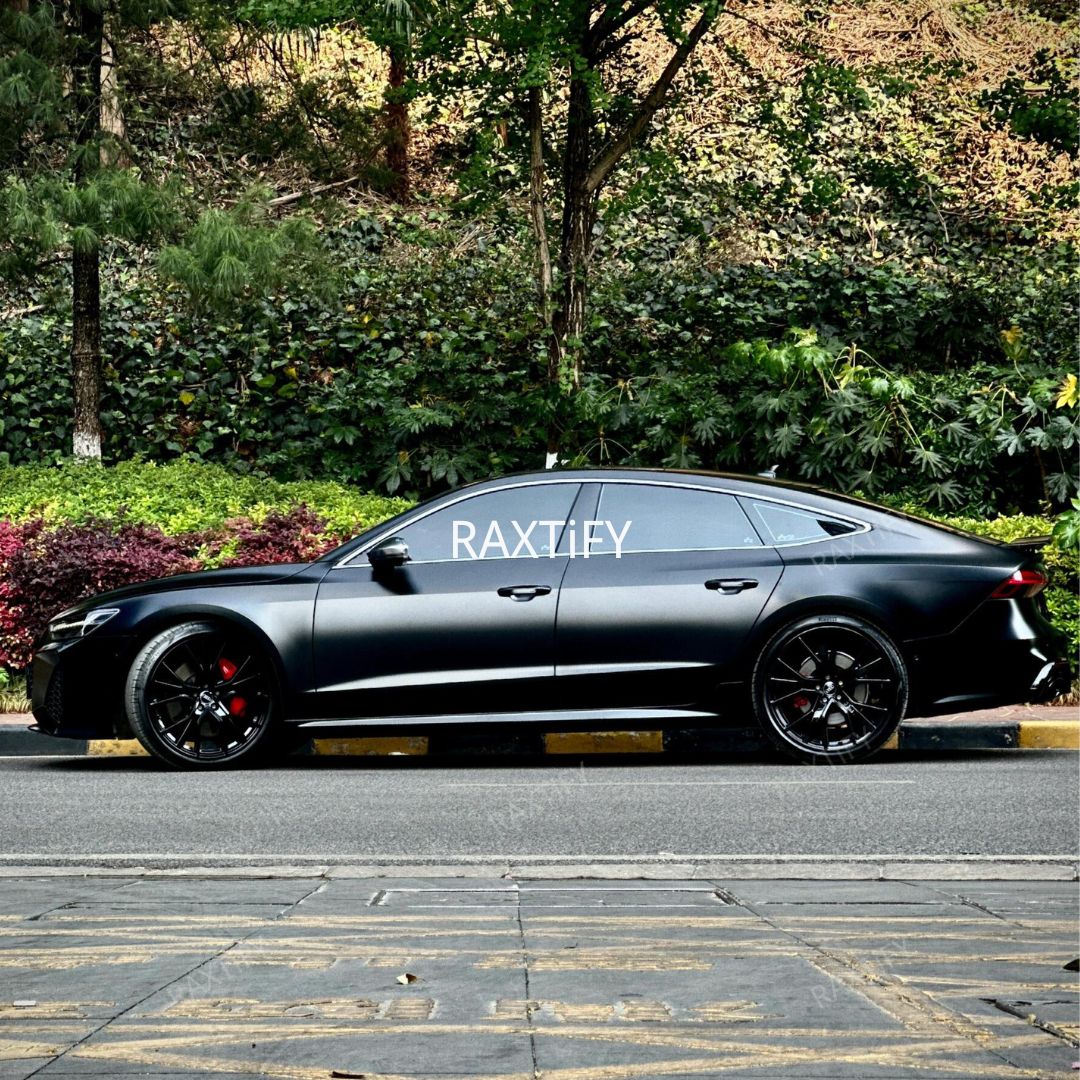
[
  {"xmin": 752, "ymin": 615, "xmax": 908, "ymax": 764},
  {"xmin": 125, "ymin": 621, "xmax": 280, "ymax": 769}
]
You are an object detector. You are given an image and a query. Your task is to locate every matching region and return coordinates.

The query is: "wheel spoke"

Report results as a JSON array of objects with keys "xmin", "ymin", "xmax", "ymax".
[
  {"xmin": 160, "ymin": 662, "xmax": 193, "ymax": 689},
  {"xmin": 846, "ymin": 702, "xmax": 880, "ymax": 737},
  {"xmin": 769, "ymin": 688, "xmax": 812, "ymax": 706},
  {"xmin": 150, "ymin": 693, "xmax": 192, "ymax": 707},
  {"xmin": 796, "ymin": 633, "xmax": 825, "ymax": 670}
]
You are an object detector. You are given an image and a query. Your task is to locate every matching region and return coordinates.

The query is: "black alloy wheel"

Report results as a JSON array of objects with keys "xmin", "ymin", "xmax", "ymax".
[
  {"xmin": 752, "ymin": 615, "xmax": 908, "ymax": 764},
  {"xmin": 125, "ymin": 621, "xmax": 278, "ymax": 768}
]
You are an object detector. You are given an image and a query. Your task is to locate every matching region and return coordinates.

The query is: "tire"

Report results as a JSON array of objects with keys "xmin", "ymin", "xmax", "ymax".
[
  {"xmin": 125, "ymin": 621, "xmax": 280, "ymax": 769},
  {"xmin": 751, "ymin": 614, "xmax": 908, "ymax": 765}
]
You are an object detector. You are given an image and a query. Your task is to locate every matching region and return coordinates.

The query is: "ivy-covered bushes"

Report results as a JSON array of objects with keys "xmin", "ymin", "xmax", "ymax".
[{"xmin": 1, "ymin": 224, "xmax": 1075, "ymax": 512}]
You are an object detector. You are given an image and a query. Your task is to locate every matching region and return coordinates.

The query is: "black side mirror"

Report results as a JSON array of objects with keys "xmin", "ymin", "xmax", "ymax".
[{"xmin": 368, "ymin": 536, "xmax": 411, "ymax": 570}]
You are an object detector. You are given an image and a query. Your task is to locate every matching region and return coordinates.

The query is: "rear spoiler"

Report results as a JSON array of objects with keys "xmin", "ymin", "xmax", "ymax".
[{"xmin": 1008, "ymin": 535, "xmax": 1051, "ymax": 552}]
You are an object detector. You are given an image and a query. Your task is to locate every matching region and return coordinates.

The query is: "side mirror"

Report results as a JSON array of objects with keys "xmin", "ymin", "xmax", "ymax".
[{"xmin": 368, "ymin": 536, "xmax": 411, "ymax": 570}]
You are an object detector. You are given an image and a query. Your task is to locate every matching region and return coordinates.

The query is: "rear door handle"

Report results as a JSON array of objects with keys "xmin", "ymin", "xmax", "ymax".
[
  {"xmin": 497, "ymin": 585, "xmax": 553, "ymax": 601},
  {"xmin": 705, "ymin": 578, "xmax": 758, "ymax": 594}
]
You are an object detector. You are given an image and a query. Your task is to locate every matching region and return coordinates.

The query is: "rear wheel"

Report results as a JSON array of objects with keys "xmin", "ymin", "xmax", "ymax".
[
  {"xmin": 752, "ymin": 615, "xmax": 907, "ymax": 764},
  {"xmin": 125, "ymin": 621, "xmax": 279, "ymax": 769}
]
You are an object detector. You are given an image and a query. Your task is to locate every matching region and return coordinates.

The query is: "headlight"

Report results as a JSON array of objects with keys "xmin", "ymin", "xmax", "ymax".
[{"xmin": 47, "ymin": 608, "xmax": 120, "ymax": 643}]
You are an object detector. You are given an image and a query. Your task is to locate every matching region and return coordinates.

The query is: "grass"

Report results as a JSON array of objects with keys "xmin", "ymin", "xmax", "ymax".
[{"xmin": 0, "ymin": 692, "xmax": 30, "ymax": 714}]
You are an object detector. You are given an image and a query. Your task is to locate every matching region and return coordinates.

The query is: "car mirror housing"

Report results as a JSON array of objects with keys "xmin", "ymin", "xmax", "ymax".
[{"xmin": 368, "ymin": 536, "xmax": 411, "ymax": 570}]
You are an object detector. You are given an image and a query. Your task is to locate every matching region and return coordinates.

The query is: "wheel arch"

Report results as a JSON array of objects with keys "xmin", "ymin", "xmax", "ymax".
[
  {"xmin": 124, "ymin": 604, "xmax": 290, "ymax": 704},
  {"xmin": 746, "ymin": 594, "xmax": 908, "ymax": 667}
]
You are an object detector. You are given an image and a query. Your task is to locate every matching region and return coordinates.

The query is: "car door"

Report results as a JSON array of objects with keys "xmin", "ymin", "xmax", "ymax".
[
  {"xmin": 555, "ymin": 481, "xmax": 784, "ymax": 710},
  {"xmin": 311, "ymin": 481, "xmax": 581, "ymax": 720}
]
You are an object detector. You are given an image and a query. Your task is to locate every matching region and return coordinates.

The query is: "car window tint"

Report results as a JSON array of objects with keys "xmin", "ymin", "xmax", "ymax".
[
  {"xmin": 396, "ymin": 484, "xmax": 580, "ymax": 563},
  {"xmin": 596, "ymin": 484, "xmax": 761, "ymax": 553},
  {"xmin": 747, "ymin": 500, "xmax": 860, "ymax": 545}
]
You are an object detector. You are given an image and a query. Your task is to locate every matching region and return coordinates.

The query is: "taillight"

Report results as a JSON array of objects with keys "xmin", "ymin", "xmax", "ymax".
[{"xmin": 990, "ymin": 568, "xmax": 1047, "ymax": 599}]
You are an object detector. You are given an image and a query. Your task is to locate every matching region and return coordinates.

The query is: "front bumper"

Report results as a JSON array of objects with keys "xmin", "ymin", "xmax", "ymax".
[{"xmin": 30, "ymin": 636, "xmax": 132, "ymax": 738}]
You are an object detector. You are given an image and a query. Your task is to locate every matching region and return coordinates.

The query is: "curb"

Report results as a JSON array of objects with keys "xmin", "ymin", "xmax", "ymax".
[
  {"xmin": 0, "ymin": 718, "xmax": 1076, "ymax": 757},
  {"xmin": 0, "ymin": 854, "xmax": 1074, "ymax": 880}
]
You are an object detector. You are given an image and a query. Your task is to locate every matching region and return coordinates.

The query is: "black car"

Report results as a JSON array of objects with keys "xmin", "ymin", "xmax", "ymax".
[{"xmin": 29, "ymin": 469, "xmax": 1069, "ymax": 767}]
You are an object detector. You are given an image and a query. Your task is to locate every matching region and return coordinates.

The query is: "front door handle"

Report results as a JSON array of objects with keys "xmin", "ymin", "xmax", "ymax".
[
  {"xmin": 705, "ymin": 578, "xmax": 758, "ymax": 594},
  {"xmin": 497, "ymin": 585, "xmax": 553, "ymax": 602}
]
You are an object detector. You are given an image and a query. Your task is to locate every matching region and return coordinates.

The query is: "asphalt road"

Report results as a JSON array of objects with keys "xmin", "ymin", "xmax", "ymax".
[{"xmin": 1, "ymin": 750, "xmax": 1076, "ymax": 859}]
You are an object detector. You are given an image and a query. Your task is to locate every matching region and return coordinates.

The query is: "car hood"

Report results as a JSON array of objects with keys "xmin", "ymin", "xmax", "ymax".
[{"xmin": 57, "ymin": 563, "xmax": 313, "ymax": 618}]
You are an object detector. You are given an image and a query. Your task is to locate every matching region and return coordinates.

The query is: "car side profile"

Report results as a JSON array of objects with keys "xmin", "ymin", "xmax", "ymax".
[{"xmin": 30, "ymin": 468, "xmax": 1069, "ymax": 767}]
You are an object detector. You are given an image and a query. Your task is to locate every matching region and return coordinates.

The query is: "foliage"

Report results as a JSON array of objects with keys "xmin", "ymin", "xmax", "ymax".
[
  {"xmin": 159, "ymin": 191, "xmax": 332, "ymax": 311},
  {"xmin": 982, "ymin": 49, "xmax": 1078, "ymax": 158},
  {"xmin": 215, "ymin": 505, "xmax": 341, "ymax": 566},
  {"xmin": 0, "ymin": 495, "xmax": 402, "ymax": 671},
  {"xmin": 0, "ymin": 517, "xmax": 197, "ymax": 668},
  {"xmin": 0, "ymin": 460, "xmax": 410, "ymax": 536}
]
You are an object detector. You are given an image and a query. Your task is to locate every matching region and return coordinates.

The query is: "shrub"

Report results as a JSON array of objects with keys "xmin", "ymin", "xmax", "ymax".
[
  {"xmin": 0, "ymin": 464, "xmax": 410, "ymax": 670},
  {"xmin": 2, "ymin": 518, "xmax": 198, "ymax": 663},
  {"xmin": 0, "ymin": 459, "xmax": 412, "ymax": 535},
  {"xmin": 217, "ymin": 506, "xmax": 341, "ymax": 566}
]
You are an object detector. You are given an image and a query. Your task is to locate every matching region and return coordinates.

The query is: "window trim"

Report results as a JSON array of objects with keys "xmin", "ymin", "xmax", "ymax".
[
  {"xmin": 741, "ymin": 495, "xmax": 869, "ymax": 548},
  {"xmin": 333, "ymin": 478, "xmax": 871, "ymax": 568}
]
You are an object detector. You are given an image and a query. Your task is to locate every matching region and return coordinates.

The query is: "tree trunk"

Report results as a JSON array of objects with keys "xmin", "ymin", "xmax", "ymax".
[
  {"xmin": 384, "ymin": 45, "xmax": 409, "ymax": 198},
  {"xmin": 550, "ymin": 69, "xmax": 596, "ymax": 394},
  {"xmin": 527, "ymin": 86, "xmax": 553, "ymax": 335},
  {"xmin": 100, "ymin": 27, "xmax": 126, "ymax": 166},
  {"xmin": 70, "ymin": 0, "xmax": 104, "ymax": 460}
]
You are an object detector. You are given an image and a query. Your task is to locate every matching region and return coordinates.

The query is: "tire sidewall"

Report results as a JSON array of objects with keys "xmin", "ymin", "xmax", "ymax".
[{"xmin": 752, "ymin": 613, "xmax": 909, "ymax": 765}]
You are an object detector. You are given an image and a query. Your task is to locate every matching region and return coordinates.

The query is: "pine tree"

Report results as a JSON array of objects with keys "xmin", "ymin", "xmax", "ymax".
[{"xmin": 0, "ymin": 1, "xmax": 176, "ymax": 459}]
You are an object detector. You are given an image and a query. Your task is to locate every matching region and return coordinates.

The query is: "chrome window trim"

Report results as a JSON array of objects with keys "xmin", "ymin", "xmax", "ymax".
[{"xmin": 332, "ymin": 477, "xmax": 871, "ymax": 568}]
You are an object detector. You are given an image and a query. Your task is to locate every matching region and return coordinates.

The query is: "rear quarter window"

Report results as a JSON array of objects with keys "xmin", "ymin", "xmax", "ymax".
[{"xmin": 746, "ymin": 499, "xmax": 863, "ymax": 546}]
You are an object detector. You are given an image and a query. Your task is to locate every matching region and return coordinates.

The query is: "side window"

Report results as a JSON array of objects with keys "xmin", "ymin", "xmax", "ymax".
[
  {"xmin": 395, "ymin": 484, "xmax": 580, "ymax": 563},
  {"xmin": 596, "ymin": 484, "xmax": 761, "ymax": 553},
  {"xmin": 746, "ymin": 499, "xmax": 861, "ymax": 545}
]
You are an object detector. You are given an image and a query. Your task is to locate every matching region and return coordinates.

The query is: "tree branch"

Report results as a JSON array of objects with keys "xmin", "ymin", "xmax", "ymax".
[
  {"xmin": 587, "ymin": 0, "xmax": 656, "ymax": 50},
  {"xmin": 585, "ymin": 2, "xmax": 719, "ymax": 194}
]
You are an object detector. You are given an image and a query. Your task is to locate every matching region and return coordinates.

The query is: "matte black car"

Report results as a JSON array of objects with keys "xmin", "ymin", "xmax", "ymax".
[{"xmin": 30, "ymin": 469, "xmax": 1069, "ymax": 767}]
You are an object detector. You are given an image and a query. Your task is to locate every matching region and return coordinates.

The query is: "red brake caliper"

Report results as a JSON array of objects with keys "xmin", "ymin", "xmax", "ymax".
[{"xmin": 217, "ymin": 658, "xmax": 247, "ymax": 719}]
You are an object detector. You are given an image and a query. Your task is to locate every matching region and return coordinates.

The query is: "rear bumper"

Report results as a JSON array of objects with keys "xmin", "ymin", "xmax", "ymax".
[{"xmin": 909, "ymin": 598, "xmax": 1070, "ymax": 717}]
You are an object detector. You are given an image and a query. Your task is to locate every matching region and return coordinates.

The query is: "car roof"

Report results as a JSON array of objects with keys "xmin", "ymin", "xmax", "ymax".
[{"xmin": 459, "ymin": 466, "xmax": 825, "ymax": 497}]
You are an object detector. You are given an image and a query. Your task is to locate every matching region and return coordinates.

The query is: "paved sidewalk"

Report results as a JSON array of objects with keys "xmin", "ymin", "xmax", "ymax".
[{"xmin": 0, "ymin": 874, "xmax": 1076, "ymax": 1078}]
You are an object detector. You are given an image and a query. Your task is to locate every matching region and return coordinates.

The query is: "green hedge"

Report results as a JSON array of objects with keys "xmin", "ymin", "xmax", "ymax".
[{"xmin": 0, "ymin": 459, "xmax": 411, "ymax": 536}]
